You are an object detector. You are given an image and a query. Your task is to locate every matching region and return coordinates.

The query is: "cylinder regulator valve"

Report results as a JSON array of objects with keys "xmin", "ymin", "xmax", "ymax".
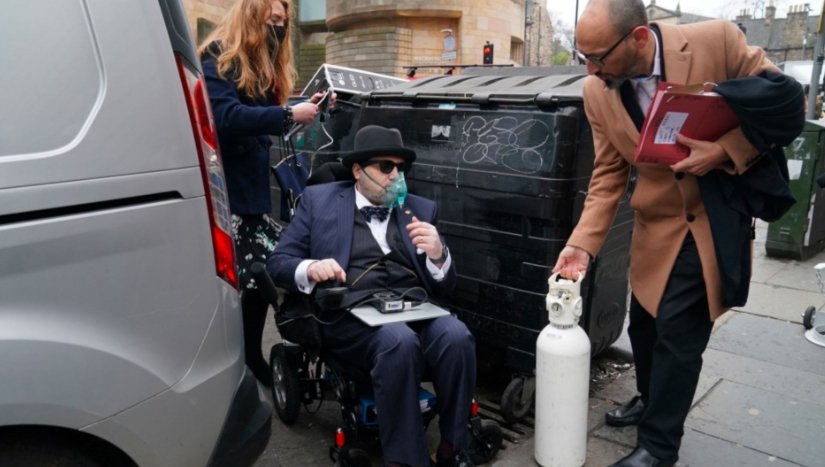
[{"xmin": 546, "ymin": 272, "xmax": 583, "ymax": 327}]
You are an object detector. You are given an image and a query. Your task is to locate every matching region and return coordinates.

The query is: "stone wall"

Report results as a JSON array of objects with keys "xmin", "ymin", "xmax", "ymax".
[
  {"xmin": 525, "ymin": 3, "xmax": 554, "ymax": 66},
  {"xmin": 740, "ymin": 4, "xmax": 819, "ymax": 64},
  {"xmin": 781, "ymin": 4, "xmax": 810, "ymax": 50},
  {"xmin": 325, "ymin": 0, "xmax": 526, "ymax": 72},
  {"xmin": 326, "ymin": 27, "xmax": 413, "ymax": 76},
  {"xmin": 297, "ymin": 43, "xmax": 326, "ymax": 91}
]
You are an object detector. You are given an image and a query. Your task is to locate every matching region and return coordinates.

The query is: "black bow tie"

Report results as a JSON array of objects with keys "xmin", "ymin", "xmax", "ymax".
[{"xmin": 360, "ymin": 205, "xmax": 390, "ymax": 222}]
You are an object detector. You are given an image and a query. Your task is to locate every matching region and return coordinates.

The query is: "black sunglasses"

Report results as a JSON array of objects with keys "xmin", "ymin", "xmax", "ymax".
[
  {"xmin": 362, "ymin": 160, "xmax": 408, "ymax": 174},
  {"xmin": 573, "ymin": 26, "xmax": 640, "ymax": 67}
]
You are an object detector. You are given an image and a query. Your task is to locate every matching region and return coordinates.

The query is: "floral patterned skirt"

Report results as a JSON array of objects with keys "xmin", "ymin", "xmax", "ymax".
[{"xmin": 231, "ymin": 213, "xmax": 284, "ymax": 290}]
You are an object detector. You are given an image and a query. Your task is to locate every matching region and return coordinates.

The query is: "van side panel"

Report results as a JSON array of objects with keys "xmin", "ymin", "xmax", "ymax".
[
  {"xmin": 82, "ymin": 283, "xmax": 245, "ymax": 467},
  {"xmin": 0, "ymin": 0, "xmax": 200, "ymax": 188},
  {"xmin": 0, "ymin": 198, "xmax": 221, "ymax": 416}
]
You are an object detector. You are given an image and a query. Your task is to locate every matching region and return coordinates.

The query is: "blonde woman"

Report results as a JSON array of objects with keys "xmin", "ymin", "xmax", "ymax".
[{"xmin": 199, "ymin": 0, "xmax": 324, "ymax": 386}]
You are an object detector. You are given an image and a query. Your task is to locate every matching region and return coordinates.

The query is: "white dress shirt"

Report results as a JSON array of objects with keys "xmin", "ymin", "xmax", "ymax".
[{"xmin": 632, "ymin": 28, "xmax": 662, "ymax": 116}]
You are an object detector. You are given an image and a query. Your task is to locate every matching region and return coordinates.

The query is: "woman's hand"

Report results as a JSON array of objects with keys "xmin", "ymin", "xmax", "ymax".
[
  {"xmin": 309, "ymin": 90, "xmax": 337, "ymax": 110},
  {"xmin": 291, "ymin": 101, "xmax": 319, "ymax": 125},
  {"xmin": 308, "ymin": 91, "xmax": 326, "ymax": 104}
]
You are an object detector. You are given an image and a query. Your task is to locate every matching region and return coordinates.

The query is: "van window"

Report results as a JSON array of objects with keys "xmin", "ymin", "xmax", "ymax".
[{"xmin": 0, "ymin": 2, "xmax": 102, "ymax": 157}]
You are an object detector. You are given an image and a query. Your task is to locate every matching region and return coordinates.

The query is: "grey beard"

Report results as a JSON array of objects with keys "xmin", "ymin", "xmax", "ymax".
[{"xmin": 604, "ymin": 75, "xmax": 630, "ymax": 90}]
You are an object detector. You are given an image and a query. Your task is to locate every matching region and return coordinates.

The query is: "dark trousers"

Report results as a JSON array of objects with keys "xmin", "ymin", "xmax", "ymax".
[
  {"xmin": 321, "ymin": 314, "xmax": 476, "ymax": 467},
  {"xmin": 628, "ymin": 233, "xmax": 713, "ymax": 459},
  {"xmin": 241, "ymin": 289, "xmax": 270, "ymax": 380}
]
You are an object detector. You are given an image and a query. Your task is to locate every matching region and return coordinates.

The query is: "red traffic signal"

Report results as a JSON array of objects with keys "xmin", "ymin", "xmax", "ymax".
[{"xmin": 483, "ymin": 42, "xmax": 494, "ymax": 64}]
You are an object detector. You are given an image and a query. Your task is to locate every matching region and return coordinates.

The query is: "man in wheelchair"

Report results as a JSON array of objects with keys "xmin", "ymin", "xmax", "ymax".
[{"xmin": 268, "ymin": 125, "xmax": 477, "ymax": 467}]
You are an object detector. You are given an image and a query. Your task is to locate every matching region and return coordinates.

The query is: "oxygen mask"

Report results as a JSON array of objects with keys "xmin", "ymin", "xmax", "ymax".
[{"xmin": 382, "ymin": 172, "xmax": 408, "ymax": 208}]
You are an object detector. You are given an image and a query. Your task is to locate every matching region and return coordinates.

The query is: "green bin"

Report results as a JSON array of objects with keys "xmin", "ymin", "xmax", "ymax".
[{"xmin": 766, "ymin": 120, "xmax": 825, "ymax": 259}]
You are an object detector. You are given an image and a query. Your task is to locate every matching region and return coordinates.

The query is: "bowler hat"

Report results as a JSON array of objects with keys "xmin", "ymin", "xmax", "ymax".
[{"xmin": 342, "ymin": 125, "xmax": 416, "ymax": 168}]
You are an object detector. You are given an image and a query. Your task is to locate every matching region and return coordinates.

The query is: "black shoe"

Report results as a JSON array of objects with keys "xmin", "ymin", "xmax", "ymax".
[
  {"xmin": 610, "ymin": 446, "xmax": 677, "ymax": 467},
  {"xmin": 435, "ymin": 450, "xmax": 474, "ymax": 467},
  {"xmin": 605, "ymin": 395, "xmax": 645, "ymax": 427}
]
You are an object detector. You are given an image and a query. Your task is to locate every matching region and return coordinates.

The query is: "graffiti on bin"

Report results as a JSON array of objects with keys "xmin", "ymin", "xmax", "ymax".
[{"xmin": 460, "ymin": 116, "xmax": 550, "ymax": 174}]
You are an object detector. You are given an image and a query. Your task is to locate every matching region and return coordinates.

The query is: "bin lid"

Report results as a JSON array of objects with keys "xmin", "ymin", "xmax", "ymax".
[
  {"xmin": 366, "ymin": 73, "xmax": 587, "ymax": 107},
  {"xmin": 301, "ymin": 63, "xmax": 408, "ymax": 96}
]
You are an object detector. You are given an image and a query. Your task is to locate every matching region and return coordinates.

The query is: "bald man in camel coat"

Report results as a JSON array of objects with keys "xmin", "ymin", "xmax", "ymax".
[{"xmin": 553, "ymin": 1, "xmax": 779, "ymax": 465}]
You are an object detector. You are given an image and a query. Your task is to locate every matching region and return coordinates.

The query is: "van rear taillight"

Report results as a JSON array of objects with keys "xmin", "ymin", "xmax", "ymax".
[
  {"xmin": 193, "ymin": 78, "xmax": 218, "ymax": 150},
  {"xmin": 176, "ymin": 54, "xmax": 238, "ymax": 289}
]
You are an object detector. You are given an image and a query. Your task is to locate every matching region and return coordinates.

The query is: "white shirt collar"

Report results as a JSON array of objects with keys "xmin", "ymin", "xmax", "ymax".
[{"xmin": 633, "ymin": 27, "xmax": 661, "ymax": 84}]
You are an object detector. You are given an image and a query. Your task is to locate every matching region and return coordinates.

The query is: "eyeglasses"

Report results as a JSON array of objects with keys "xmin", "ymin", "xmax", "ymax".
[
  {"xmin": 362, "ymin": 160, "xmax": 408, "ymax": 174},
  {"xmin": 573, "ymin": 26, "xmax": 640, "ymax": 67}
]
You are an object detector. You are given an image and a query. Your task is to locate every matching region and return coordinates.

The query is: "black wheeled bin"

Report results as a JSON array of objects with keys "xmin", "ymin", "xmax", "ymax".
[{"xmin": 353, "ymin": 73, "xmax": 634, "ymax": 421}]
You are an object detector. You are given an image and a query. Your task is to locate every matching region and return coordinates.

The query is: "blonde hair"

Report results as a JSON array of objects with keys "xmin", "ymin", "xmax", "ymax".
[{"xmin": 198, "ymin": 0, "xmax": 296, "ymax": 103}]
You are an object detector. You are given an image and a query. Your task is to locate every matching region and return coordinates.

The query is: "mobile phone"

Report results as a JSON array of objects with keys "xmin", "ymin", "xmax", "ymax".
[{"xmin": 318, "ymin": 89, "xmax": 331, "ymax": 111}]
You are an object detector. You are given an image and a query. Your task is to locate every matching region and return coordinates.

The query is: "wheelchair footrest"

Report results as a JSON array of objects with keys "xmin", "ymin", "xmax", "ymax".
[{"xmin": 358, "ymin": 388, "xmax": 437, "ymax": 427}]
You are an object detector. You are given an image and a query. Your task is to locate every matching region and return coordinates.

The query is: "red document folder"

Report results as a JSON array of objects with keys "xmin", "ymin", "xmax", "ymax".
[{"xmin": 633, "ymin": 83, "xmax": 739, "ymax": 165}]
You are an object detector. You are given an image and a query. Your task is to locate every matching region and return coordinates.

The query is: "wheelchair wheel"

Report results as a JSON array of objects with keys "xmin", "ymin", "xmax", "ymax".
[
  {"xmin": 468, "ymin": 419, "xmax": 503, "ymax": 465},
  {"xmin": 332, "ymin": 447, "xmax": 371, "ymax": 467},
  {"xmin": 270, "ymin": 343, "xmax": 301, "ymax": 424},
  {"xmin": 500, "ymin": 376, "xmax": 534, "ymax": 423}
]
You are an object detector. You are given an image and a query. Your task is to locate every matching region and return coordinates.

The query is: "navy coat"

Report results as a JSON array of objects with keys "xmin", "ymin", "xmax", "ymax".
[
  {"xmin": 267, "ymin": 181, "xmax": 456, "ymax": 300},
  {"xmin": 201, "ymin": 42, "xmax": 289, "ymax": 215}
]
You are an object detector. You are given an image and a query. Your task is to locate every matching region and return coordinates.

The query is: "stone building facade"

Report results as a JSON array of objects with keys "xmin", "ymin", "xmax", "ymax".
[
  {"xmin": 639, "ymin": 1, "xmax": 822, "ymax": 65},
  {"xmin": 182, "ymin": 0, "xmax": 552, "ymax": 85},
  {"xmin": 735, "ymin": 4, "xmax": 821, "ymax": 63},
  {"xmin": 324, "ymin": 0, "xmax": 528, "ymax": 77},
  {"xmin": 182, "ymin": 0, "xmax": 227, "ymax": 43},
  {"xmin": 644, "ymin": 0, "xmax": 713, "ymax": 25}
]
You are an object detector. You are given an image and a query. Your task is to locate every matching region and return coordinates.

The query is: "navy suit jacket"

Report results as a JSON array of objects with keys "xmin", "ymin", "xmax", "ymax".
[
  {"xmin": 201, "ymin": 42, "xmax": 289, "ymax": 215},
  {"xmin": 267, "ymin": 181, "xmax": 456, "ymax": 300}
]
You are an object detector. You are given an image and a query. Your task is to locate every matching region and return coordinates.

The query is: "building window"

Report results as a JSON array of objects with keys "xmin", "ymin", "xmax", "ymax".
[
  {"xmin": 510, "ymin": 37, "xmax": 524, "ymax": 63},
  {"xmin": 299, "ymin": 0, "xmax": 326, "ymax": 23}
]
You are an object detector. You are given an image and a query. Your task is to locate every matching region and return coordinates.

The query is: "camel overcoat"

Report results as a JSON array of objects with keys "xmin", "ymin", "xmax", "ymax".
[{"xmin": 567, "ymin": 20, "xmax": 778, "ymax": 320}]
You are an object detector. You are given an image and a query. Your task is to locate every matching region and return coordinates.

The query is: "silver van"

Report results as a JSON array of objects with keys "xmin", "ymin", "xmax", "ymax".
[{"xmin": 0, "ymin": 1, "xmax": 270, "ymax": 466}]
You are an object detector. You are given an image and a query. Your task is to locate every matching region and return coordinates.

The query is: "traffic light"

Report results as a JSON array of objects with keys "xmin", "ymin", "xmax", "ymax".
[{"xmin": 483, "ymin": 42, "xmax": 494, "ymax": 64}]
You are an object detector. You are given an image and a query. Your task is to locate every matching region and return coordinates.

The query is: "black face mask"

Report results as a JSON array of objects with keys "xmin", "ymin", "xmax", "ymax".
[{"xmin": 270, "ymin": 25, "xmax": 287, "ymax": 42}]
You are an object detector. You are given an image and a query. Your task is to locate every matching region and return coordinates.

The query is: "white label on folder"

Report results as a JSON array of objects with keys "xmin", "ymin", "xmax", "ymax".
[{"xmin": 654, "ymin": 112, "xmax": 689, "ymax": 144}]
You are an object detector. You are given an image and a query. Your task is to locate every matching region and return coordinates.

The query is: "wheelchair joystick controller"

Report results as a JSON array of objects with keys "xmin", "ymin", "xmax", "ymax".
[{"xmin": 314, "ymin": 280, "xmax": 349, "ymax": 311}]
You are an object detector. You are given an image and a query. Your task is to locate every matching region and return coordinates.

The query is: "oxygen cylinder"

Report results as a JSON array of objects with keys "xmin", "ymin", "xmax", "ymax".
[{"xmin": 534, "ymin": 273, "xmax": 591, "ymax": 467}]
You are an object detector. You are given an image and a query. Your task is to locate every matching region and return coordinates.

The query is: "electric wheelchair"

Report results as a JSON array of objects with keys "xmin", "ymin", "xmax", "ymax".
[{"xmin": 250, "ymin": 264, "xmax": 503, "ymax": 467}]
